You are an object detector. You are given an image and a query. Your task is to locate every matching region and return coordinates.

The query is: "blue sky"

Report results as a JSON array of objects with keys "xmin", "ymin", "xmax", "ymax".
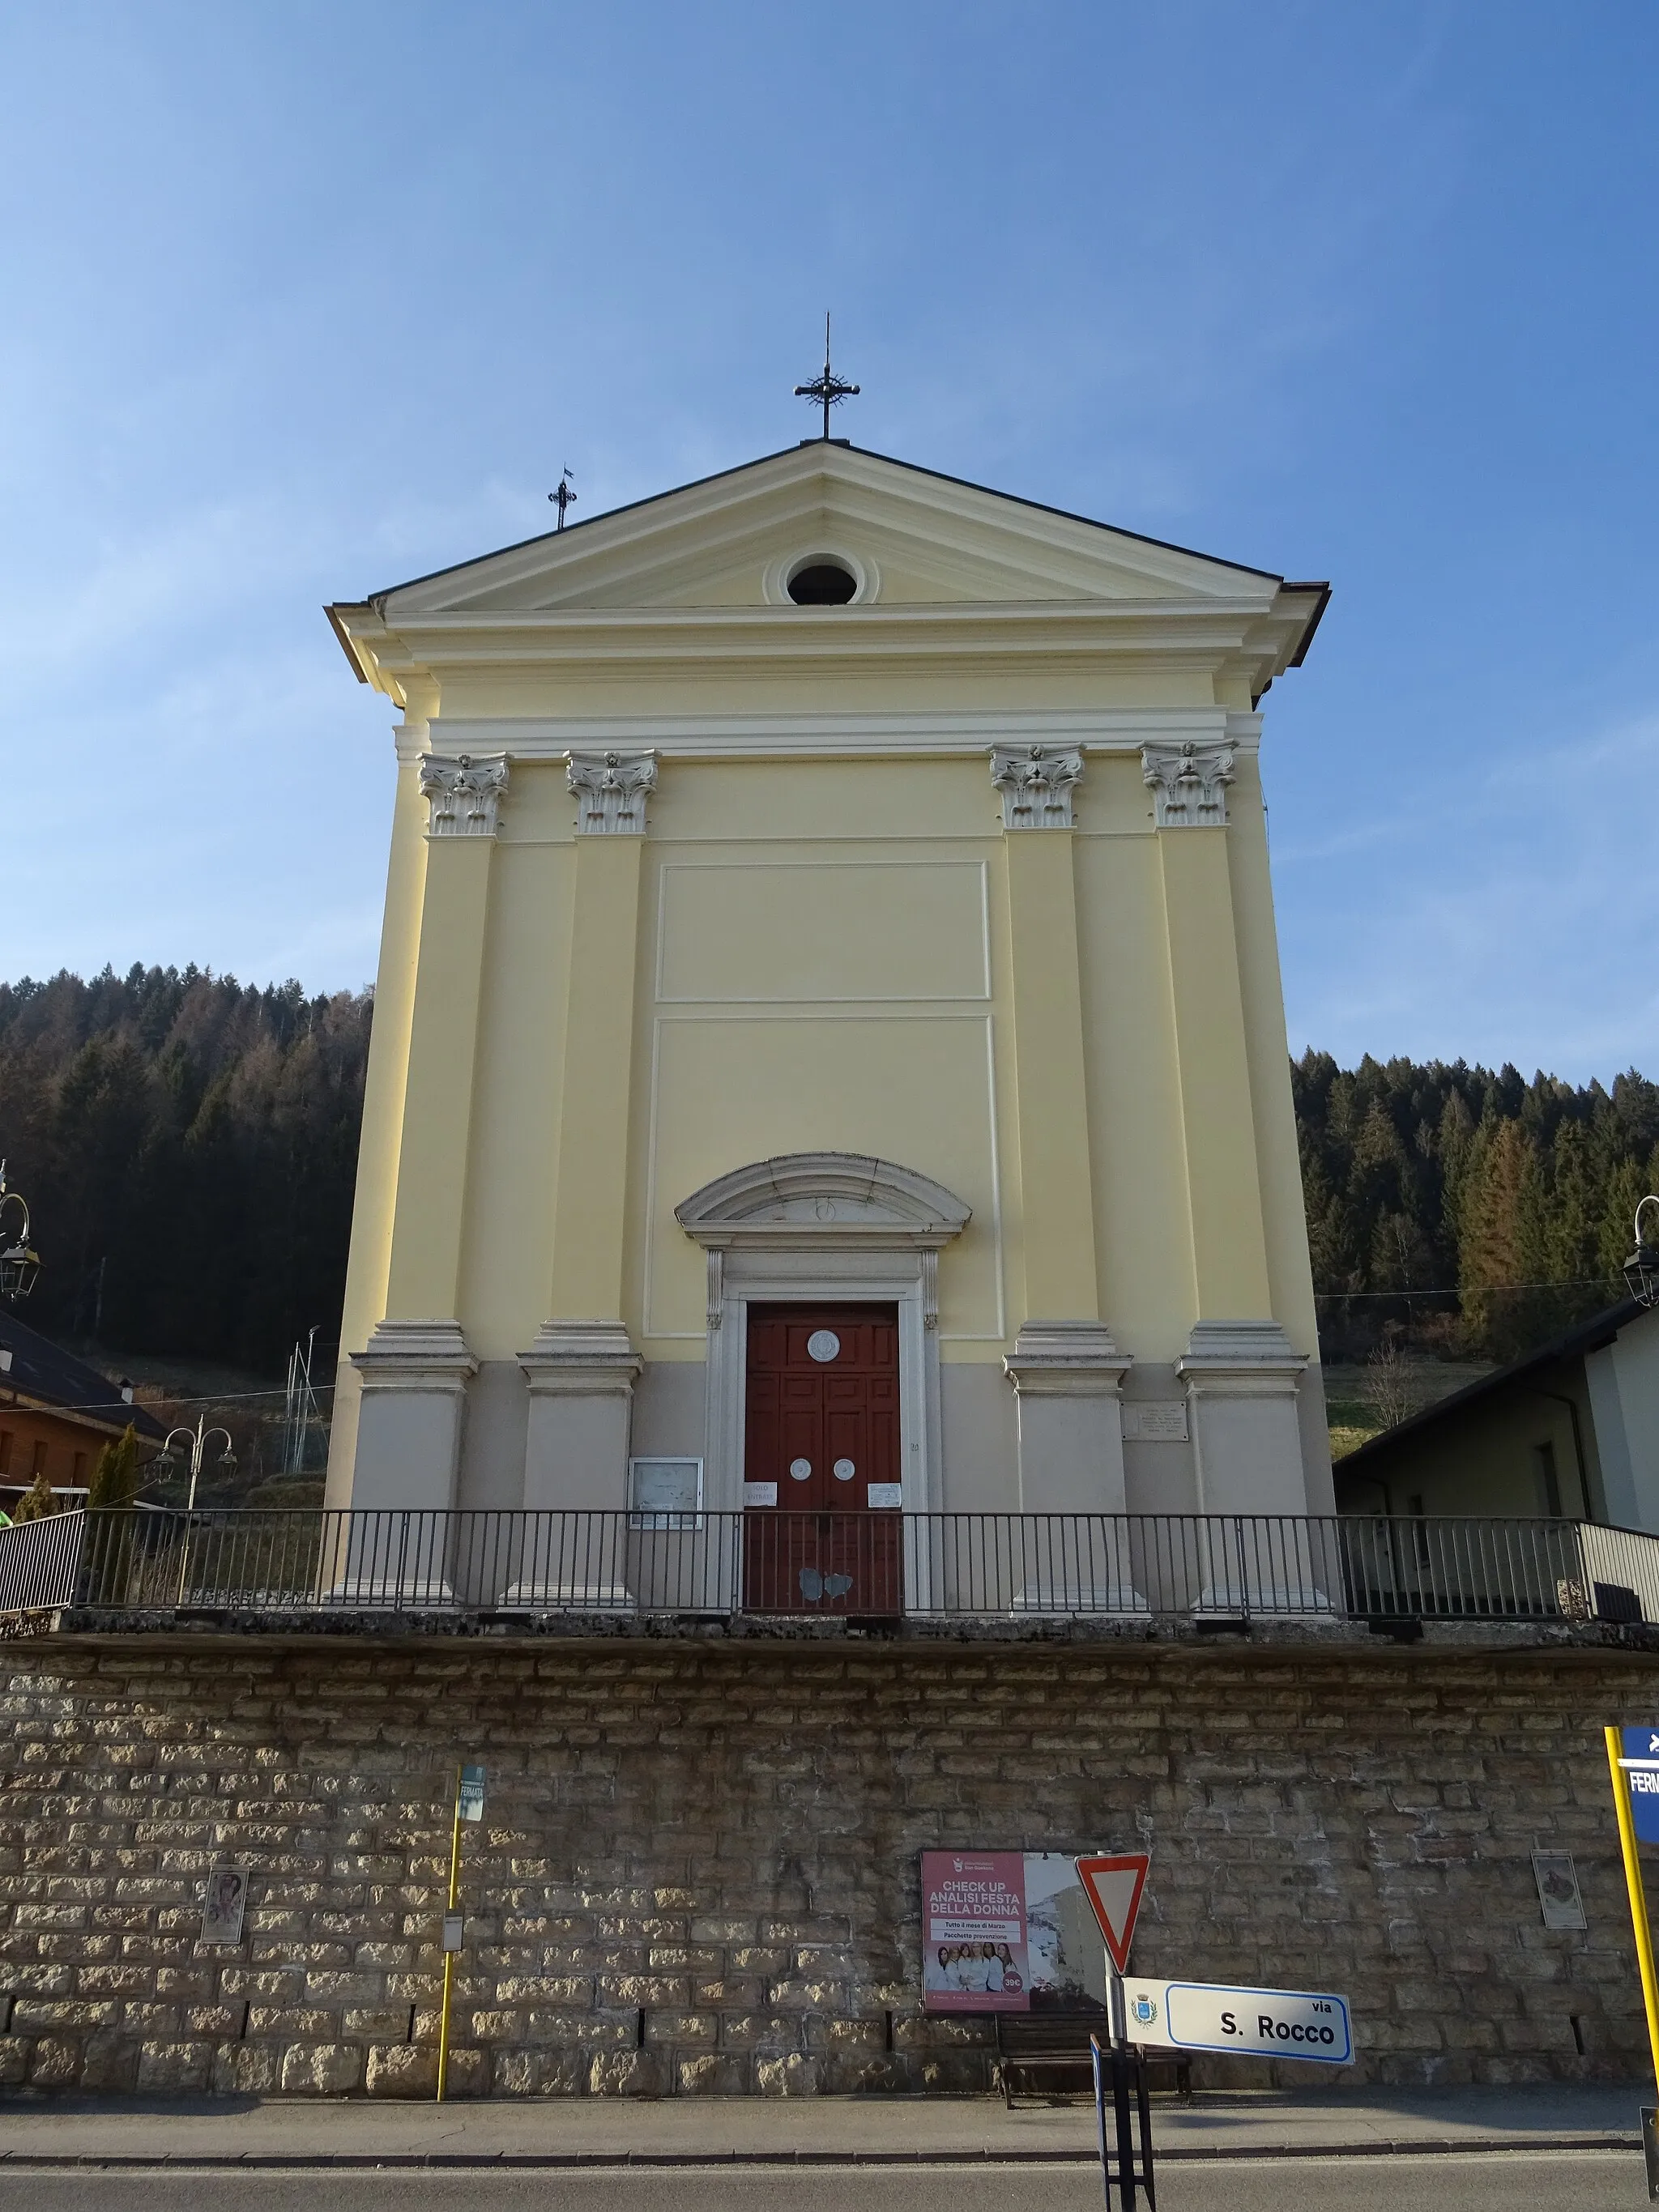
[{"xmin": 2, "ymin": 3, "xmax": 1654, "ymax": 1082}]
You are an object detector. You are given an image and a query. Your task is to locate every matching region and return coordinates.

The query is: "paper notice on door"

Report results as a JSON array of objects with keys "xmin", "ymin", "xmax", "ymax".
[
  {"xmin": 867, "ymin": 1482, "xmax": 903, "ymax": 1508},
  {"xmin": 743, "ymin": 1482, "xmax": 778, "ymax": 1507}
]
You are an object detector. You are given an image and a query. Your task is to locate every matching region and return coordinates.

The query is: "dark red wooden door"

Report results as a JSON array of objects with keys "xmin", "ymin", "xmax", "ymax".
[{"xmin": 743, "ymin": 1304, "xmax": 902, "ymax": 1615}]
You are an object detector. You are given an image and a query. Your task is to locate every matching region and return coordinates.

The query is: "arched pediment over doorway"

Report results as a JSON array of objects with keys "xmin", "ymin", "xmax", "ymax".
[
  {"xmin": 676, "ymin": 1153, "xmax": 970, "ymax": 1517},
  {"xmin": 675, "ymin": 1151, "xmax": 971, "ymax": 1251}
]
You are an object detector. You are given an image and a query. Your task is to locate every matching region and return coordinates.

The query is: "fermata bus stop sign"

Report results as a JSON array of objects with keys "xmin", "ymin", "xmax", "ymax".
[{"xmin": 1621, "ymin": 1728, "xmax": 1659, "ymax": 1844}]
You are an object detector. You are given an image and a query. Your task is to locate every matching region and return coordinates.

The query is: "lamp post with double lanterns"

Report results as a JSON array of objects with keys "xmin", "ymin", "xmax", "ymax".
[
  {"xmin": 0, "ymin": 1162, "xmax": 41, "ymax": 1302},
  {"xmin": 156, "ymin": 1415, "xmax": 237, "ymax": 1513},
  {"xmin": 1627, "ymin": 1197, "xmax": 1659, "ymax": 1312},
  {"xmin": 157, "ymin": 1417, "xmax": 237, "ymax": 1606}
]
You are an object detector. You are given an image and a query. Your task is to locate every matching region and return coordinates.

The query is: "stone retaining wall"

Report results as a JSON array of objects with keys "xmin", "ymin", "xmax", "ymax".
[{"xmin": 0, "ymin": 1634, "xmax": 1654, "ymax": 2096}]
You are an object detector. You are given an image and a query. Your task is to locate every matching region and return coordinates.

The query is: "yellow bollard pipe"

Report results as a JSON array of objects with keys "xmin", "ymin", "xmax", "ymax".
[
  {"xmin": 1606, "ymin": 1725, "xmax": 1659, "ymax": 2094},
  {"xmin": 436, "ymin": 1762, "xmax": 463, "ymax": 2102}
]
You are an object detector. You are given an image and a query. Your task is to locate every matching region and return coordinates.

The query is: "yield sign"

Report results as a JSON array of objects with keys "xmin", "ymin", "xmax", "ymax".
[{"xmin": 1075, "ymin": 1852, "xmax": 1150, "ymax": 1974}]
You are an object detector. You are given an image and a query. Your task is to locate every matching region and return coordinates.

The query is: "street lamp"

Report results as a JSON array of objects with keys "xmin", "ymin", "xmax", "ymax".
[
  {"xmin": 1627, "ymin": 1197, "xmax": 1659, "ymax": 1312},
  {"xmin": 156, "ymin": 1416, "xmax": 237, "ymax": 1513},
  {"xmin": 0, "ymin": 1162, "xmax": 41, "ymax": 1302},
  {"xmin": 157, "ymin": 1416, "xmax": 237, "ymax": 1608}
]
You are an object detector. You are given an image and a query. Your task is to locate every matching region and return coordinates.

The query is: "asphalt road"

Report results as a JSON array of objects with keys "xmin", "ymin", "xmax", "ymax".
[{"xmin": 0, "ymin": 2156, "xmax": 1640, "ymax": 2212}]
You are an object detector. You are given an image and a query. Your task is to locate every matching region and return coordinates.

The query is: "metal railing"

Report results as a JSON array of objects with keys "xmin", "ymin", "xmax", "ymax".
[
  {"xmin": 0, "ymin": 1508, "xmax": 86, "ymax": 1614},
  {"xmin": 2, "ymin": 1507, "xmax": 1657, "ymax": 1628}
]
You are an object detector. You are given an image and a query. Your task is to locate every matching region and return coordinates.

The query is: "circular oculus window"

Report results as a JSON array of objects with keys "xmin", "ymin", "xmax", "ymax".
[
  {"xmin": 806, "ymin": 1329, "xmax": 842, "ymax": 1363},
  {"xmin": 789, "ymin": 1458, "xmax": 812, "ymax": 1481},
  {"xmin": 833, "ymin": 1459, "xmax": 855, "ymax": 1481},
  {"xmin": 787, "ymin": 557, "xmax": 858, "ymax": 605}
]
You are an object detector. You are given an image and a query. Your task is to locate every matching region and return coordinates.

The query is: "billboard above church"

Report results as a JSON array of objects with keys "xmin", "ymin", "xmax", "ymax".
[{"xmin": 920, "ymin": 1851, "xmax": 1111, "ymax": 2012}]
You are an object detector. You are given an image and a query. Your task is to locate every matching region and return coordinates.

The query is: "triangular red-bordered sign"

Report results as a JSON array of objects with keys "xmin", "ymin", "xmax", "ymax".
[{"xmin": 1074, "ymin": 1853, "xmax": 1150, "ymax": 1974}]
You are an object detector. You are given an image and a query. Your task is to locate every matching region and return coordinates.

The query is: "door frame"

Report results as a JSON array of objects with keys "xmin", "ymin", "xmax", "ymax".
[
  {"xmin": 676, "ymin": 1154, "xmax": 972, "ymax": 1543},
  {"xmin": 713, "ymin": 1253, "xmax": 937, "ymax": 1519}
]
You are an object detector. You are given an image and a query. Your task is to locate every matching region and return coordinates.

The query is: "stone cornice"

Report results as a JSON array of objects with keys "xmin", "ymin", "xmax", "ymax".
[
  {"xmin": 340, "ymin": 597, "xmax": 1314, "ymax": 708},
  {"xmin": 1004, "ymin": 1321, "xmax": 1132, "ymax": 1396},
  {"xmin": 518, "ymin": 1319, "xmax": 642, "ymax": 1396},
  {"xmin": 413, "ymin": 707, "xmax": 1256, "ymax": 765},
  {"xmin": 351, "ymin": 1318, "xmax": 476, "ymax": 1390}
]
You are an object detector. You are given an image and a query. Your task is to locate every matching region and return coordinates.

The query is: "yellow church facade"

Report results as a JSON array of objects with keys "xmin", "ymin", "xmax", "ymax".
[{"xmin": 324, "ymin": 441, "xmax": 1332, "ymax": 1581}]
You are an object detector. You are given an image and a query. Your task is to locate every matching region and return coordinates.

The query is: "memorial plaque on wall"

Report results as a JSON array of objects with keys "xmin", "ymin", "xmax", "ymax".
[{"xmin": 1123, "ymin": 1402, "xmax": 1188, "ymax": 1443}]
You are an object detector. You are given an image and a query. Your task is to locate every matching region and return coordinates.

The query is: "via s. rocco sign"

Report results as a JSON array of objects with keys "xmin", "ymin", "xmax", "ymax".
[{"xmin": 1123, "ymin": 1978, "xmax": 1352, "ymax": 2064}]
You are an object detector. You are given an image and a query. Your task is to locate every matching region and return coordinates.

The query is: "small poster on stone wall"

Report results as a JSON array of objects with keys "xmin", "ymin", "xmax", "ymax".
[
  {"xmin": 921, "ymin": 1851, "xmax": 1111, "ymax": 2012},
  {"xmin": 199, "ymin": 1865, "xmax": 250, "ymax": 1946},
  {"xmin": 1531, "ymin": 1849, "xmax": 1586, "ymax": 1931}
]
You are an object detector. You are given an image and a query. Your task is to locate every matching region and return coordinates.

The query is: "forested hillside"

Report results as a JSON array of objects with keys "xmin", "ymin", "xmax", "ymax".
[
  {"xmin": 0, "ymin": 966, "xmax": 370, "ymax": 1372},
  {"xmin": 1, "ymin": 966, "xmax": 1657, "ymax": 1377},
  {"xmin": 1296, "ymin": 1051, "xmax": 1659, "ymax": 1362}
]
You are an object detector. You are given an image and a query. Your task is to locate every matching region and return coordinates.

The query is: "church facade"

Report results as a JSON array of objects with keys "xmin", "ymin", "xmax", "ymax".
[{"xmin": 324, "ymin": 441, "xmax": 1333, "ymax": 1567}]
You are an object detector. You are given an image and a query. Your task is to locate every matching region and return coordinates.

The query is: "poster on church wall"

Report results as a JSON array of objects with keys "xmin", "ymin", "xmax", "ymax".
[{"xmin": 920, "ymin": 1852, "xmax": 1111, "ymax": 2012}]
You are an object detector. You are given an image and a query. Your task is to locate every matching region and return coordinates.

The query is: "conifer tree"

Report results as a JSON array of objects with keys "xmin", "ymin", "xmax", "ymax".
[
  {"xmin": 87, "ymin": 1423, "xmax": 140, "ymax": 1511},
  {"xmin": 12, "ymin": 1465, "xmax": 56, "ymax": 1521}
]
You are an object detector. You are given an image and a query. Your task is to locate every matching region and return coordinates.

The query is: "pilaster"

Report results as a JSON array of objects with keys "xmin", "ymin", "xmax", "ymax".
[
  {"xmin": 1004, "ymin": 1323, "xmax": 1140, "ymax": 1611},
  {"xmin": 995, "ymin": 748, "xmax": 1132, "ymax": 1586},
  {"xmin": 382, "ymin": 754, "xmax": 511, "ymax": 1322},
  {"xmin": 1144, "ymin": 739, "xmax": 1273, "ymax": 1321},
  {"xmin": 346, "ymin": 752, "xmax": 507, "ymax": 1512},
  {"xmin": 518, "ymin": 1320, "xmax": 642, "ymax": 1522},
  {"xmin": 325, "ymin": 718, "xmax": 433, "ymax": 1512},
  {"xmin": 996, "ymin": 752, "xmax": 1100, "ymax": 1319},
  {"xmin": 524, "ymin": 751, "xmax": 655, "ymax": 1512},
  {"xmin": 1176, "ymin": 1319, "xmax": 1325, "ymax": 1608},
  {"xmin": 349, "ymin": 1318, "xmax": 477, "ymax": 1523}
]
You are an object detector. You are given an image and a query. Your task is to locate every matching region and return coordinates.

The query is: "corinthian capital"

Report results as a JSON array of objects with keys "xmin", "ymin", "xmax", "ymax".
[
  {"xmin": 419, "ymin": 752, "xmax": 510, "ymax": 838},
  {"xmin": 1142, "ymin": 740, "xmax": 1235, "ymax": 828},
  {"xmin": 991, "ymin": 744, "xmax": 1084, "ymax": 829},
  {"xmin": 566, "ymin": 749, "xmax": 658, "ymax": 834}
]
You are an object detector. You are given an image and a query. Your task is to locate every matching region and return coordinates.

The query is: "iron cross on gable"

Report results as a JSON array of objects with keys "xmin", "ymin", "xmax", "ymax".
[{"xmin": 795, "ymin": 313, "xmax": 859, "ymax": 440}]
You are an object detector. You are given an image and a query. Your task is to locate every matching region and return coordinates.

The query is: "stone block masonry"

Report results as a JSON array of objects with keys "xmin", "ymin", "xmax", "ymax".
[{"xmin": 0, "ymin": 1634, "xmax": 1656, "ymax": 2097}]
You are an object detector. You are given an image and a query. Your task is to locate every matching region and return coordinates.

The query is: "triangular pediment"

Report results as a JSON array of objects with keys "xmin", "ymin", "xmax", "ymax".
[{"xmin": 371, "ymin": 444, "xmax": 1289, "ymax": 619}]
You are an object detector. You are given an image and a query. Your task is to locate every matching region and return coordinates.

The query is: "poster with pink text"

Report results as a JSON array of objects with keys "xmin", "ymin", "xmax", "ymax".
[
  {"xmin": 921, "ymin": 1851, "xmax": 1029, "ymax": 2010},
  {"xmin": 920, "ymin": 1851, "xmax": 1111, "ymax": 2014}
]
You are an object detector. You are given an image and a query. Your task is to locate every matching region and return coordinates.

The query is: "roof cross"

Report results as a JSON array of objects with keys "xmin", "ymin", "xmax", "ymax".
[
  {"xmin": 548, "ymin": 467, "xmax": 577, "ymax": 530},
  {"xmin": 794, "ymin": 314, "xmax": 859, "ymax": 440}
]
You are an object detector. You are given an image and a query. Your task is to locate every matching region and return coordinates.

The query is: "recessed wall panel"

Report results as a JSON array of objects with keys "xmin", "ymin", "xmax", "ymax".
[
  {"xmin": 656, "ymin": 861, "xmax": 990, "ymax": 1004},
  {"xmin": 644, "ymin": 1012, "xmax": 1003, "ymax": 1340}
]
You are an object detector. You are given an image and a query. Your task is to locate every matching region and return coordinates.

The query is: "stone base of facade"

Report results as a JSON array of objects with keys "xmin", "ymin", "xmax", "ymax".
[{"xmin": 0, "ymin": 1634, "xmax": 1651, "ymax": 2097}]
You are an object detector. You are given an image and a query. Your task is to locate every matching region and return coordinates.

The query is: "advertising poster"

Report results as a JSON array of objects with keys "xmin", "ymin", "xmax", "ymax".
[{"xmin": 921, "ymin": 1851, "xmax": 1111, "ymax": 2012}]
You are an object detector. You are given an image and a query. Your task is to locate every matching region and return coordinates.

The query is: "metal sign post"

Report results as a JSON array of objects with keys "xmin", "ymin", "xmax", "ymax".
[
  {"xmin": 436, "ymin": 1763, "xmax": 485, "ymax": 2101},
  {"xmin": 1077, "ymin": 1854, "xmax": 1155, "ymax": 2209},
  {"xmin": 1089, "ymin": 2031, "xmax": 1155, "ymax": 2211},
  {"xmin": 1606, "ymin": 1727, "xmax": 1659, "ymax": 2198}
]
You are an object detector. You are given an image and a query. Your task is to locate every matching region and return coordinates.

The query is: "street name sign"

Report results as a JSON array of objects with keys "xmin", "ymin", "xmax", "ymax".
[
  {"xmin": 1122, "ymin": 1978, "xmax": 1352, "ymax": 2064},
  {"xmin": 1074, "ymin": 1853, "xmax": 1150, "ymax": 1974}
]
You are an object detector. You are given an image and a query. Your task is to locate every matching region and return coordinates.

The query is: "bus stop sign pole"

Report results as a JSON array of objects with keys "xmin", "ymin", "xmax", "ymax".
[{"xmin": 1605, "ymin": 1725, "xmax": 1659, "ymax": 2199}]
